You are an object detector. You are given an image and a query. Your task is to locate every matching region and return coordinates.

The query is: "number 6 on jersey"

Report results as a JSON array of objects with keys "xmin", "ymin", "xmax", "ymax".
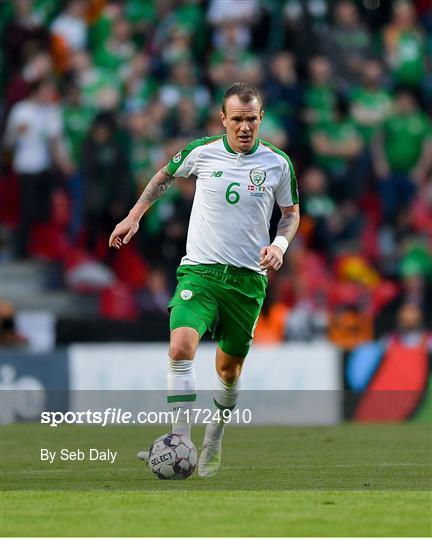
[{"xmin": 225, "ymin": 182, "xmax": 240, "ymax": 205}]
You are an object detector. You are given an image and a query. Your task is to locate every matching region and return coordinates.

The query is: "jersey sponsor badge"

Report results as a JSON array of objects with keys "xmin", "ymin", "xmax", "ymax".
[
  {"xmin": 173, "ymin": 151, "xmax": 182, "ymax": 163},
  {"xmin": 180, "ymin": 289, "xmax": 193, "ymax": 301},
  {"xmin": 249, "ymin": 169, "xmax": 266, "ymax": 186}
]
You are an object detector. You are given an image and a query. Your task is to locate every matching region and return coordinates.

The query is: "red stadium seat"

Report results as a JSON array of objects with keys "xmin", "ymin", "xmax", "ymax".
[
  {"xmin": 99, "ymin": 282, "xmax": 139, "ymax": 320},
  {"xmin": 29, "ymin": 223, "xmax": 70, "ymax": 261},
  {"xmin": 111, "ymin": 244, "xmax": 149, "ymax": 289}
]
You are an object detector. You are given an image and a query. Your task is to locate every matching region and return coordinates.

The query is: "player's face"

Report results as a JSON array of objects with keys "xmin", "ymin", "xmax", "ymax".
[{"xmin": 221, "ymin": 96, "xmax": 263, "ymax": 153}]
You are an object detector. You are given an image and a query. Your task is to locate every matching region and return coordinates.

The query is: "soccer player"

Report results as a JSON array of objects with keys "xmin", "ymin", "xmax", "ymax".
[{"xmin": 109, "ymin": 82, "xmax": 300, "ymax": 477}]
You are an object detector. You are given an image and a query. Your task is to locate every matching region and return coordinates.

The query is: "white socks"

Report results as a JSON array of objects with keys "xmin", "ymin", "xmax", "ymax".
[
  {"xmin": 204, "ymin": 374, "xmax": 240, "ymax": 445},
  {"xmin": 167, "ymin": 358, "xmax": 196, "ymax": 439},
  {"xmin": 166, "ymin": 359, "xmax": 240, "ymax": 445}
]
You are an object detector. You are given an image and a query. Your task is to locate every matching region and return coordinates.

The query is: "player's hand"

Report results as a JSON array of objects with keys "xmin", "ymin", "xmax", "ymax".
[
  {"xmin": 259, "ymin": 245, "xmax": 283, "ymax": 271},
  {"xmin": 109, "ymin": 216, "xmax": 139, "ymax": 249}
]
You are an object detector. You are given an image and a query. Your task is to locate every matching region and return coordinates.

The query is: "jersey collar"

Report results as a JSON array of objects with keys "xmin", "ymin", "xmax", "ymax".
[{"xmin": 223, "ymin": 134, "xmax": 259, "ymax": 156}]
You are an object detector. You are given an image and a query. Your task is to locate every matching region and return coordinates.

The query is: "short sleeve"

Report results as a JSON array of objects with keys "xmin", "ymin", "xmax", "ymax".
[
  {"xmin": 166, "ymin": 138, "xmax": 205, "ymax": 178},
  {"xmin": 5, "ymin": 103, "xmax": 27, "ymax": 145},
  {"xmin": 45, "ymin": 106, "xmax": 63, "ymax": 138},
  {"xmin": 275, "ymin": 156, "xmax": 299, "ymax": 207}
]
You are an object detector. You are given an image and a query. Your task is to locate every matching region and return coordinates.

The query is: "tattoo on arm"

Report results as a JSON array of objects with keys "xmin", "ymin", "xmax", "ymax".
[
  {"xmin": 276, "ymin": 212, "xmax": 300, "ymax": 245},
  {"xmin": 138, "ymin": 166, "xmax": 175, "ymax": 205}
]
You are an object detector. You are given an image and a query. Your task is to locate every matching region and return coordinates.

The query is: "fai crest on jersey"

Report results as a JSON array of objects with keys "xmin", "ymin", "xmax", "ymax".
[
  {"xmin": 173, "ymin": 151, "xmax": 182, "ymax": 163},
  {"xmin": 180, "ymin": 289, "xmax": 193, "ymax": 301},
  {"xmin": 249, "ymin": 169, "xmax": 266, "ymax": 186}
]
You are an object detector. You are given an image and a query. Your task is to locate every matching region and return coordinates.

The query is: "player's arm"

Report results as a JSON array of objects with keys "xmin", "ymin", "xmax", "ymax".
[
  {"xmin": 260, "ymin": 204, "xmax": 300, "ymax": 271},
  {"xmin": 412, "ymin": 135, "xmax": 432, "ymax": 184},
  {"xmin": 109, "ymin": 165, "xmax": 174, "ymax": 249},
  {"xmin": 371, "ymin": 128, "xmax": 389, "ymax": 179}
]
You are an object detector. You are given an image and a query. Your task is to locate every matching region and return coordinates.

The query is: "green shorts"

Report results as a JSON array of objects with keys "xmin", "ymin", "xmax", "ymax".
[{"xmin": 168, "ymin": 264, "xmax": 268, "ymax": 358}]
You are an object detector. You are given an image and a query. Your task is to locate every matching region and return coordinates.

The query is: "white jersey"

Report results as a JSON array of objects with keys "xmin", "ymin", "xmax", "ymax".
[{"xmin": 166, "ymin": 135, "xmax": 299, "ymax": 274}]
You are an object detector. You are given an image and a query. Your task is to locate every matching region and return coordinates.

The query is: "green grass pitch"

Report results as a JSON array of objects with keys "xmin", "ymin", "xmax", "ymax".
[{"xmin": 1, "ymin": 423, "xmax": 431, "ymax": 536}]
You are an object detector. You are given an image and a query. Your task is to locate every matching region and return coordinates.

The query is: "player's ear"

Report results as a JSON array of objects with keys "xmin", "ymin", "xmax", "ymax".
[
  {"xmin": 259, "ymin": 109, "xmax": 264, "ymax": 122},
  {"xmin": 220, "ymin": 111, "xmax": 227, "ymax": 127}
]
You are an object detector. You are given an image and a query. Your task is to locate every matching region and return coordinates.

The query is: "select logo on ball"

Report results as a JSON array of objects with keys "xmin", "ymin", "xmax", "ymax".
[
  {"xmin": 180, "ymin": 290, "xmax": 193, "ymax": 301},
  {"xmin": 148, "ymin": 433, "xmax": 197, "ymax": 480}
]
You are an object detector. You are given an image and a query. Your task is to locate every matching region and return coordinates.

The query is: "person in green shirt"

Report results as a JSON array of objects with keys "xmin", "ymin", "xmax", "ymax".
[
  {"xmin": 302, "ymin": 56, "xmax": 337, "ymax": 129},
  {"xmin": 62, "ymin": 83, "xmax": 96, "ymax": 239},
  {"xmin": 62, "ymin": 84, "xmax": 95, "ymax": 167},
  {"xmin": 372, "ymin": 87, "xmax": 432, "ymax": 223},
  {"xmin": 123, "ymin": 53, "xmax": 157, "ymax": 112},
  {"xmin": 70, "ymin": 50, "xmax": 122, "ymax": 110},
  {"xmin": 350, "ymin": 59, "xmax": 393, "ymax": 144},
  {"xmin": 124, "ymin": 0, "xmax": 156, "ymax": 47},
  {"xmin": 383, "ymin": 0, "xmax": 426, "ymax": 88},
  {"xmin": 93, "ymin": 17, "xmax": 136, "ymax": 75},
  {"xmin": 311, "ymin": 95, "xmax": 363, "ymax": 201},
  {"xmin": 124, "ymin": 108, "xmax": 164, "ymax": 193}
]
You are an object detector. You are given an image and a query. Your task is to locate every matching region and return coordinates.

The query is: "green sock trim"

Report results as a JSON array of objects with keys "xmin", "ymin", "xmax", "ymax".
[
  {"xmin": 214, "ymin": 398, "xmax": 236, "ymax": 411},
  {"xmin": 167, "ymin": 394, "xmax": 197, "ymax": 404}
]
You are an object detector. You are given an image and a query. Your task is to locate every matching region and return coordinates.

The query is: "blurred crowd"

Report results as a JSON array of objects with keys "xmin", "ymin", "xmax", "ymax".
[{"xmin": 1, "ymin": 0, "xmax": 431, "ymax": 348}]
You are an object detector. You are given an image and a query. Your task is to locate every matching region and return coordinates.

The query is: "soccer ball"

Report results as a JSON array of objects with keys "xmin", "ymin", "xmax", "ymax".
[{"xmin": 148, "ymin": 433, "xmax": 197, "ymax": 479}]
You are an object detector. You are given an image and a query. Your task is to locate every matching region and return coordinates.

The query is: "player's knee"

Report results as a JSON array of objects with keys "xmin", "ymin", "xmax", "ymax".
[
  {"xmin": 169, "ymin": 340, "xmax": 196, "ymax": 360},
  {"xmin": 217, "ymin": 364, "xmax": 241, "ymax": 384}
]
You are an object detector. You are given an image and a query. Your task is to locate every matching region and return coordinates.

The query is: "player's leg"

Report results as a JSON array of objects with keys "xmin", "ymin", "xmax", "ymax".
[
  {"xmin": 138, "ymin": 266, "xmax": 218, "ymax": 462},
  {"xmin": 137, "ymin": 324, "xmax": 202, "ymax": 463},
  {"xmin": 198, "ymin": 347, "xmax": 244, "ymax": 477},
  {"xmin": 198, "ymin": 268, "xmax": 267, "ymax": 476},
  {"xmin": 166, "ymin": 325, "xmax": 200, "ymax": 439},
  {"xmin": 166, "ymin": 268, "xmax": 218, "ymax": 443}
]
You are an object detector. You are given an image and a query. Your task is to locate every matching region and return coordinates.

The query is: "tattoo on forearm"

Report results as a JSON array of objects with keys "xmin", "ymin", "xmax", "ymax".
[
  {"xmin": 276, "ymin": 213, "xmax": 300, "ymax": 245},
  {"xmin": 138, "ymin": 167, "xmax": 175, "ymax": 205}
]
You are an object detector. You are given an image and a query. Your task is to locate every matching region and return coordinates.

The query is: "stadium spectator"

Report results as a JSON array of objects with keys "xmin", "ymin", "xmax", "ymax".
[
  {"xmin": 160, "ymin": 178, "xmax": 196, "ymax": 284},
  {"xmin": 376, "ymin": 268, "xmax": 432, "ymax": 337},
  {"xmin": 123, "ymin": 53, "xmax": 157, "ymax": 112},
  {"xmin": 282, "ymin": 0, "xmax": 327, "ymax": 62},
  {"xmin": 1, "ymin": 0, "xmax": 49, "ymax": 80},
  {"xmin": 300, "ymin": 168, "xmax": 335, "ymax": 251},
  {"xmin": 207, "ymin": 0, "xmax": 258, "ymax": 28},
  {"xmin": 263, "ymin": 52, "xmax": 302, "ymax": 146},
  {"xmin": 51, "ymin": 0, "xmax": 88, "ymax": 53},
  {"xmin": 310, "ymin": 95, "xmax": 363, "ymax": 201},
  {"xmin": 321, "ymin": 0, "xmax": 372, "ymax": 91},
  {"xmin": 154, "ymin": 22, "xmax": 194, "ymax": 68},
  {"xmin": 62, "ymin": 82, "xmax": 95, "ymax": 239},
  {"xmin": 5, "ymin": 78, "xmax": 73, "ymax": 257},
  {"xmin": 159, "ymin": 60, "xmax": 210, "ymax": 115},
  {"xmin": 93, "ymin": 16, "xmax": 136, "ymax": 74},
  {"xmin": 392, "ymin": 303, "xmax": 429, "ymax": 344},
  {"xmin": 62, "ymin": 83, "xmax": 94, "ymax": 169},
  {"xmin": 208, "ymin": 26, "xmax": 263, "ymax": 97},
  {"xmin": 383, "ymin": 0, "xmax": 427, "ymax": 88},
  {"xmin": 349, "ymin": 59, "xmax": 392, "ymax": 145},
  {"xmin": 168, "ymin": 97, "xmax": 205, "ymax": 139},
  {"xmin": 302, "ymin": 55, "xmax": 336, "ymax": 129},
  {"xmin": 68, "ymin": 50, "xmax": 121, "ymax": 110},
  {"xmin": 82, "ymin": 113, "xmax": 133, "ymax": 252},
  {"xmin": 372, "ymin": 87, "xmax": 432, "ymax": 223},
  {"xmin": 125, "ymin": 108, "xmax": 164, "ymax": 192},
  {"xmin": 4, "ymin": 51, "xmax": 52, "ymax": 115},
  {"xmin": 138, "ymin": 268, "xmax": 171, "ymax": 315},
  {"xmin": 0, "ymin": 301, "xmax": 28, "ymax": 347}
]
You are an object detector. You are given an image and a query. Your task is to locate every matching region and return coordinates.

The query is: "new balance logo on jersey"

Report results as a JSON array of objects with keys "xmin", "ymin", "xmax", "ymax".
[{"xmin": 211, "ymin": 170, "xmax": 224, "ymax": 177}]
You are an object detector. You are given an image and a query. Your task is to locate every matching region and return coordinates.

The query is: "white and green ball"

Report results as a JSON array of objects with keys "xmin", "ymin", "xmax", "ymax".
[{"xmin": 148, "ymin": 434, "xmax": 197, "ymax": 479}]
